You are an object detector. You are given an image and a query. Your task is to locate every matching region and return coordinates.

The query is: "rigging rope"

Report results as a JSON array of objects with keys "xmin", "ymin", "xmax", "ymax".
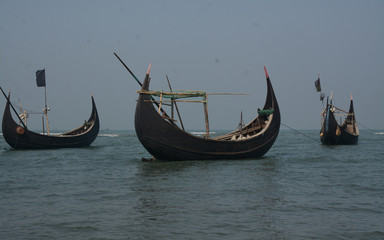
[
  {"xmin": 11, "ymin": 101, "xmax": 44, "ymax": 115},
  {"xmin": 280, "ymin": 122, "xmax": 319, "ymax": 143},
  {"xmin": 356, "ymin": 121, "xmax": 378, "ymax": 134}
]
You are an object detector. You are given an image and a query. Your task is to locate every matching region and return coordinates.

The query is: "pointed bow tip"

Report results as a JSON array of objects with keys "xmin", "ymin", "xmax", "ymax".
[
  {"xmin": 350, "ymin": 93, "xmax": 353, "ymax": 100},
  {"xmin": 147, "ymin": 63, "xmax": 152, "ymax": 75},
  {"xmin": 264, "ymin": 66, "xmax": 269, "ymax": 78}
]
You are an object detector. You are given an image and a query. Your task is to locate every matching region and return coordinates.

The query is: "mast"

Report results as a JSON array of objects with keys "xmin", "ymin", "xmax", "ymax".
[
  {"xmin": 314, "ymin": 72, "xmax": 325, "ymax": 127},
  {"xmin": 203, "ymin": 94, "xmax": 209, "ymax": 139},
  {"xmin": 44, "ymin": 84, "xmax": 50, "ymax": 135},
  {"xmin": 36, "ymin": 69, "xmax": 50, "ymax": 135},
  {"xmin": 42, "ymin": 116, "xmax": 45, "ymax": 135},
  {"xmin": 18, "ymin": 98, "xmax": 28, "ymax": 127},
  {"xmin": 238, "ymin": 111, "xmax": 244, "ymax": 136}
]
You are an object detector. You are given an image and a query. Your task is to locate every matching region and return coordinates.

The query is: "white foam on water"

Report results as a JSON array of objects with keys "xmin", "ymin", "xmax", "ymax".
[
  {"xmin": 190, "ymin": 131, "xmax": 216, "ymax": 136},
  {"xmin": 98, "ymin": 133, "xmax": 119, "ymax": 137}
]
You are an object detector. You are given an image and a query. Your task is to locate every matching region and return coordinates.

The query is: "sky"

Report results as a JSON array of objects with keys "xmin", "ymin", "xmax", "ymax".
[{"xmin": 0, "ymin": 0, "xmax": 383, "ymax": 131}]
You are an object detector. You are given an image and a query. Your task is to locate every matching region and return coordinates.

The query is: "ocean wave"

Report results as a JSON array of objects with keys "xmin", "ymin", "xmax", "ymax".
[
  {"xmin": 98, "ymin": 133, "xmax": 119, "ymax": 137},
  {"xmin": 374, "ymin": 132, "xmax": 384, "ymax": 135},
  {"xmin": 190, "ymin": 131, "xmax": 216, "ymax": 135}
]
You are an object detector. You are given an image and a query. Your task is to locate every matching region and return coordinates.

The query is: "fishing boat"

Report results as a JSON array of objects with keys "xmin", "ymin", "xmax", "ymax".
[
  {"xmin": 315, "ymin": 75, "xmax": 359, "ymax": 145},
  {"xmin": 1, "ymin": 69, "xmax": 99, "ymax": 149},
  {"xmin": 1, "ymin": 91, "xmax": 99, "ymax": 149},
  {"xmin": 320, "ymin": 95, "xmax": 359, "ymax": 145},
  {"xmin": 134, "ymin": 65, "xmax": 280, "ymax": 161}
]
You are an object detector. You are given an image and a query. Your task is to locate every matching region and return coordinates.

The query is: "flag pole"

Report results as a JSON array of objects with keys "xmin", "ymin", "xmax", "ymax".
[
  {"xmin": 42, "ymin": 115, "xmax": 45, "ymax": 135},
  {"xmin": 44, "ymin": 84, "xmax": 50, "ymax": 135},
  {"xmin": 36, "ymin": 69, "xmax": 50, "ymax": 135}
]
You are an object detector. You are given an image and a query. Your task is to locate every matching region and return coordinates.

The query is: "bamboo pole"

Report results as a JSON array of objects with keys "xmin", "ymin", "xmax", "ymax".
[
  {"xmin": 42, "ymin": 116, "xmax": 45, "ymax": 135},
  {"xmin": 18, "ymin": 99, "xmax": 28, "ymax": 127},
  {"xmin": 239, "ymin": 111, "xmax": 243, "ymax": 137},
  {"xmin": 137, "ymin": 91, "xmax": 247, "ymax": 97},
  {"xmin": 44, "ymin": 107, "xmax": 50, "ymax": 135},
  {"xmin": 113, "ymin": 52, "xmax": 143, "ymax": 87},
  {"xmin": 0, "ymin": 87, "xmax": 28, "ymax": 129},
  {"xmin": 170, "ymin": 94, "xmax": 174, "ymax": 119},
  {"xmin": 166, "ymin": 75, "xmax": 185, "ymax": 131},
  {"xmin": 332, "ymin": 105, "xmax": 349, "ymax": 114},
  {"xmin": 207, "ymin": 93, "xmax": 248, "ymax": 96},
  {"xmin": 113, "ymin": 53, "xmax": 178, "ymax": 128},
  {"xmin": 158, "ymin": 91, "xmax": 163, "ymax": 114},
  {"xmin": 18, "ymin": 99, "xmax": 23, "ymax": 126},
  {"xmin": 24, "ymin": 110, "xmax": 27, "ymax": 126},
  {"xmin": 203, "ymin": 95, "xmax": 210, "ymax": 139},
  {"xmin": 166, "ymin": 76, "xmax": 174, "ymax": 119},
  {"xmin": 144, "ymin": 100, "xmax": 207, "ymax": 103},
  {"xmin": 43, "ymin": 85, "xmax": 50, "ymax": 135}
]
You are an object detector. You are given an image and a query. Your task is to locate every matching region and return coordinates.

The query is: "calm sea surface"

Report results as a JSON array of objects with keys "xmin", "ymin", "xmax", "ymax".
[{"xmin": 0, "ymin": 130, "xmax": 383, "ymax": 240}]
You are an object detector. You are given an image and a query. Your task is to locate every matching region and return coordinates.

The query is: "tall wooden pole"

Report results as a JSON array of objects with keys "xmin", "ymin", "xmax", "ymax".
[
  {"xmin": 158, "ymin": 91, "xmax": 163, "ymax": 114},
  {"xmin": 18, "ymin": 99, "xmax": 26, "ymax": 126},
  {"xmin": 24, "ymin": 110, "xmax": 27, "ymax": 126},
  {"xmin": 44, "ymin": 85, "xmax": 50, "ymax": 135},
  {"xmin": 203, "ymin": 95, "xmax": 210, "ymax": 139},
  {"xmin": 0, "ymin": 87, "xmax": 28, "ymax": 129},
  {"xmin": 166, "ymin": 75, "xmax": 185, "ymax": 131},
  {"xmin": 42, "ymin": 116, "xmax": 45, "ymax": 135},
  {"xmin": 113, "ymin": 52, "xmax": 178, "ymax": 128},
  {"xmin": 166, "ymin": 78, "xmax": 174, "ymax": 119}
]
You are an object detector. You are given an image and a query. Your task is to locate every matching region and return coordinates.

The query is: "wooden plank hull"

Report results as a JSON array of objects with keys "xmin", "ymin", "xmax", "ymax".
[
  {"xmin": 135, "ymin": 70, "xmax": 280, "ymax": 161},
  {"xmin": 2, "ymin": 96, "xmax": 99, "ymax": 149}
]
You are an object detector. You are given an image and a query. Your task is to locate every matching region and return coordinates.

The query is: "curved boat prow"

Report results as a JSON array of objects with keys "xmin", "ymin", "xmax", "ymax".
[
  {"xmin": 89, "ymin": 95, "xmax": 99, "ymax": 122},
  {"xmin": 142, "ymin": 64, "xmax": 151, "ymax": 91},
  {"xmin": 264, "ymin": 66, "xmax": 269, "ymax": 79},
  {"xmin": 147, "ymin": 63, "xmax": 152, "ymax": 75},
  {"xmin": 262, "ymin": 66, "xmax": 279, "ymax": 115}
]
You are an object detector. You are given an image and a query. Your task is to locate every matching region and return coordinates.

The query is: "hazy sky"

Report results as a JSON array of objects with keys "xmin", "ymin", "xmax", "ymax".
[{"xmin": 1, "ymin": 0, "xmax": 383, "ymax": 131}]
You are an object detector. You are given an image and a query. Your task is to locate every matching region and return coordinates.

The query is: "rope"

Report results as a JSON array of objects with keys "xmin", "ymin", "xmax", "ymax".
[
  {"xmin": 356, "ymin": 121, "xmax": 378, "ymax": 134},
  {"xmin": 280, "ymin": 122, "xmax": 319, "ymax": 143},
  {"xmin": 11, "ymin": 101, "xmax": 44, "ymax": 115}
]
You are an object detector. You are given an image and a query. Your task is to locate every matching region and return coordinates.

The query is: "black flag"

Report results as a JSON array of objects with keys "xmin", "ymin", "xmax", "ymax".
[
  {"xmin": 36, "ymin": 69, "xmax": 46, "ymax": 87},
  {"xmin": 314, "ymin": 77, "xmax": 321, "ymax": 92}
]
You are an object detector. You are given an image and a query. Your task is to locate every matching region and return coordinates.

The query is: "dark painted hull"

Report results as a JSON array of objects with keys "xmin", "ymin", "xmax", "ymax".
[
  {"xmin": 135, "ymin": 71, "xmax": 280, "ymax": 161},
  {"xmin": 2, "ymin": 96, "xmax": 100, "ymax": 149},
  {"xmin": 320, "ymin": 101, "xmax": 358, "ymax": 145}
]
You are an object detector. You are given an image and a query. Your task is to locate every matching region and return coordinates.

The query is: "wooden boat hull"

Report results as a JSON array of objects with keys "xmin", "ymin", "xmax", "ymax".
[
  {"xmin": 320, "ymin": 100, "xmax": 358, "ymax": 145},
  {"xmin": 135, "ymin": 70, "xmax": 280, "ymax": 161},
  {"xmin": 2, "ymin": 96, "xmax": 100, "ymax": 149}
]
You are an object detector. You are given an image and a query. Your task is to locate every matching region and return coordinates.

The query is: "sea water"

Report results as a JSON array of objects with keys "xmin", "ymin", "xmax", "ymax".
[{"xmin": 0, "ymin": 130, "xmax": 383, "ymax": 240}]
